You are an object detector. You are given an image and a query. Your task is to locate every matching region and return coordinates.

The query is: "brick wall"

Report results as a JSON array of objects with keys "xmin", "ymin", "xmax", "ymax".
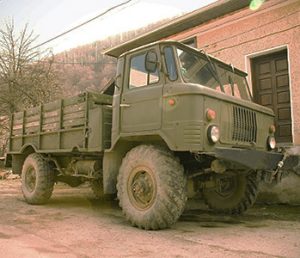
[{"xmin": 167, "ymin": 0, "xmax": 300, "ymax": 144}]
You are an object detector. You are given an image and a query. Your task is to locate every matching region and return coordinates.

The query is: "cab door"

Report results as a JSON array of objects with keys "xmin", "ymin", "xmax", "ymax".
[{"xmin": 120, "ymin": 46, "xmax": 163, "ymax": 133}]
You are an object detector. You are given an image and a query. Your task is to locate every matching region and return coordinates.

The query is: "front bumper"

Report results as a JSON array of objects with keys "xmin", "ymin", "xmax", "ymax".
[{"xmin": 214, "ymin": 147, "xmax": 299, "ymax": 171}]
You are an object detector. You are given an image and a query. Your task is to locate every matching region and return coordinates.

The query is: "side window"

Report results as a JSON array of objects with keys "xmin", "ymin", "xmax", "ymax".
[
  {"xmin": 164, "ymin": 47, "xmax": 178, "ymax": 81},
  {"xmin": 129, "ymin": 52, "xmax": 159, "ymax": 88},
  {"xmin": 181, "ymin": 37, "xmax": 197, "ymax": 48}
]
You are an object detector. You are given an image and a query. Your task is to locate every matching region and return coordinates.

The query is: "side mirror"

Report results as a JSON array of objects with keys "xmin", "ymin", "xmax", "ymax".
[{"xmin": 145, "ymin": 51, "xmax": 158, "ymax": 73}]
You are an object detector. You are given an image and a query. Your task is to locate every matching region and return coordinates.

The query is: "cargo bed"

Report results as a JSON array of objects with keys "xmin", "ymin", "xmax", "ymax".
[{"xmin": 8, "ymin": 92, "xmax": 113, "ymax": 154}]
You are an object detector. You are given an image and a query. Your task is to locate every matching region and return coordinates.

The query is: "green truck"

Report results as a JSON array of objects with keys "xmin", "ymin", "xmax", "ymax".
[{"xmin": 5, "ymin": 41, "xmax": 299, "ymax": 230}]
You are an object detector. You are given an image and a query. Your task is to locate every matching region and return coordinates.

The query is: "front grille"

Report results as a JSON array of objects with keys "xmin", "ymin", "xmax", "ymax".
[{"xmin": 232, "ymin": 106, "xmax": 257, "ymax": 143}]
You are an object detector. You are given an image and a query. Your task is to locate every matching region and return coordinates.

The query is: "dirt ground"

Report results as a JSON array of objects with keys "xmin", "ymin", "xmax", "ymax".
[{"xmin": 0, "ymin": 179, "xmax": 300, "ymax": 258}]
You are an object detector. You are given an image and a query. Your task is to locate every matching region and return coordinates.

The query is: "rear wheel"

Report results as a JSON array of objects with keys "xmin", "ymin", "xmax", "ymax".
[
  {"xmin": 21, "ymin": 153, "xmax": 55, "ymax": 205},
  {"xmin": 90, "ymin": 178, "xmax": 104, "ymax": 199},
  {"xmin": 117, "ymin": 145, "xmax": 187, "ymax": 230},
  {"xmin": 90, "ymin": 178, "xmax": 116, "ymax": 200},
  {"xmin": 203, "ymin": 172, "xmax": 258, "ymax": 214}
]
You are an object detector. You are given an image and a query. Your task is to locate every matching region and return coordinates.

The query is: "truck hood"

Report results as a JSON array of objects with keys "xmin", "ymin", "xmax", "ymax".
[{"xmin": 163, "ymin": 83, "xmax": 274, "ymax": 117}]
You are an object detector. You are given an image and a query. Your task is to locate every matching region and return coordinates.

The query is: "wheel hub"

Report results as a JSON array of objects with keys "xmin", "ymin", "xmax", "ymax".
[
  {"xmin": 128, "ymin": 166, "xmax": 156, "ymax": 210},
  {"xmin": 215, "ymin": 176, "xmax": 237, "ymax": 198}
]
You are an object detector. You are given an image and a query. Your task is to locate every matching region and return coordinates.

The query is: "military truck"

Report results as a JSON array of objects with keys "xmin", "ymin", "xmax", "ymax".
[{"xmin": 5, "ymin": 41, "xmax": 299, "ymax": 230}]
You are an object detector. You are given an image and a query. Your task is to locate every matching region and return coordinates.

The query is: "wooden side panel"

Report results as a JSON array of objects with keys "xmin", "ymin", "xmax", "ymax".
[{"xmin": 9, "ymin": 92, "xmax": 113, "ymax": 153}]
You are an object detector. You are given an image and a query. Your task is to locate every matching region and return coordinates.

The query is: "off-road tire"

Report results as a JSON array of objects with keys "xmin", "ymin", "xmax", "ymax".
[
  {"xmin": 117, "ymin": 145, "xmax": 187, "ymax": 230},
  {"xmin": 90, "ymin": 178, "xmax": 116, "ymax": 200},
  {"xmin": 90, "ymin": 179, "xmax": 104, "ymax": 199},
  {"xmin": 203, "ymin": 172, "xmax": 258, "ymax": 215},
  {"xmin": 21, "ymin": 153, "xmax": 54, "ymax": 205}
]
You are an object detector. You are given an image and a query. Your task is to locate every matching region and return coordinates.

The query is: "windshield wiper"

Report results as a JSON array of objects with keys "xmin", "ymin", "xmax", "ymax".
[
  {"xmin": 228, "ymin": 75, "xmax": 235, "ymax": 97},
  {"xmin": 200, "ymin": 49, "xmax": 224, "ymax": 92}
]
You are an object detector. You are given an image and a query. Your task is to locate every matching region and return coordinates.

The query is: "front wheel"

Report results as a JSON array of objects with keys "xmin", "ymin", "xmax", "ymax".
[
  {"xmin": 21, "ymin": 153, "xmax": 55, "ymax": 205},
  {"xmin": 203, "ymin": 172, "xmax": 259, "ymax": 214},
  {"xmin": 117, "ymin": 145, "xmax": 187, "ymax": 230}
]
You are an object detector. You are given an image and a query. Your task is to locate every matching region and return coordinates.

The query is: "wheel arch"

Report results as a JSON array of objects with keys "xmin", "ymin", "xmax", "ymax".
[
  {"xmin": 103, "ymin": 140, "xmax": 136, "ymax": 194},
  {"xmin": 103, "ymin": 135, "xmax": 170, "ymax": 195},
  {"xmin": 11, "ymin": 144, "xmax": 37, "ymax": 175}
]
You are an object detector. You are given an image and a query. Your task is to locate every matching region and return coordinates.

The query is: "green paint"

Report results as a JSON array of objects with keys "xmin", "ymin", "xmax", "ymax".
[{"xmin": 250, "ymin": 0, "xmax": 265, "ymax": 11}]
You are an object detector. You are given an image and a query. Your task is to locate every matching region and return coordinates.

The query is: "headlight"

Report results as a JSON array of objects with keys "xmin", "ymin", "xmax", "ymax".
[
  {"xmin": 207, "ymin": 125, "xmax": 220, "ymax": 144},
  {"xmin": 267, "ymin": 136, "xmax": 276, "ymax": 150}
]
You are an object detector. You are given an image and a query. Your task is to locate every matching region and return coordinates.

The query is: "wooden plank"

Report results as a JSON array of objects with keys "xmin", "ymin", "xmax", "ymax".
[
  {"xmin": 25, "ymin": 126, "xmax": 39, "ymax": 134},
  {"xmin": 62, "ymin": 118, "xmax": 85, "ymax": 128},
  {"xmin": 12, "ymin": 128, "xmax": 23, "ymax": 136},
  {"xmin": 42, "ymin": 123, "xmax": 59, "ymax": 131},
  {"xmin": 42, "ymin": 116, "xmax": 59, "ymax": 125},
  {"xmin": 63, "ymin": 103, "xmax": 85, "ymax": 115},
  {"xmin": 25, "ymin": 121, "xmax": 39, "ymax": 128},
  {"xmin": 25, "ymin": 114, "xmax": 40, "ymax": 123},
  {"xmin": 43, "ymin": 110, "xmax": 59, "ymax": 118},
  {"xmin": 13, "ymin": 124, "xmax": 23, "ymax": 130},
  {"xmin": 63, "ymin": 111, "xmax": 85, "ymax": 121}
]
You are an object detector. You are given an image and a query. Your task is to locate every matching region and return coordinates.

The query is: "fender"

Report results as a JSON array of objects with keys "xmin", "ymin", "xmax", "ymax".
[
  {"xmin": 10, "ymin": 144, "xmax": 37, "ymax": 174},
  {"xmin": 103, "ymin": 140, "xmax": 135, "ymax": 194},
  {"xmin": 103, "ymin": 134, "xmax": 170, "ymax": 194}
]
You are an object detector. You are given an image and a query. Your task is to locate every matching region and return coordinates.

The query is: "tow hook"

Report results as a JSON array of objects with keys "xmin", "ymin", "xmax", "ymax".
[
  {"xmin": 272, "ymin": 151, "xmax": 288, "ymax": 183},
  {"xmin": 263, "ymin": 150, "xmax": 288, "ymax": 184}
]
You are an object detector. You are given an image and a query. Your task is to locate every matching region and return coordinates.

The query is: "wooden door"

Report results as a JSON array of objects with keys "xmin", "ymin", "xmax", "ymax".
[{"xmin": 251, "ymin": 50, "xmax": 292, "ymax": 143}]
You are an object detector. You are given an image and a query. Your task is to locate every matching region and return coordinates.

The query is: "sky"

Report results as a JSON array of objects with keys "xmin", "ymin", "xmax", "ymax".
[{"xmin": 0, "ymin": 0, "xmax": 217, "ymax": 53}]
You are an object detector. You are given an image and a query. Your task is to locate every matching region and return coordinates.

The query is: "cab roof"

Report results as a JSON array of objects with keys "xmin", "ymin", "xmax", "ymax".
[{"xmin": 117, "ymin": 40, "xmax": 248, "ymax": 77}]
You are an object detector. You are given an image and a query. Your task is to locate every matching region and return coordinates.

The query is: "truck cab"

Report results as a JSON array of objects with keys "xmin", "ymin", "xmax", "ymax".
[{"xmin": 110, "ymin": 41, "xmax": 276, "ymax": 162}]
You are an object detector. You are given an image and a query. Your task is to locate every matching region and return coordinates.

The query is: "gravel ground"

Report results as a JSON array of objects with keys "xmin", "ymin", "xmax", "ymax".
[{"xmin": 0, "ymin": 179, "xmax": 300, "ymax": 258}]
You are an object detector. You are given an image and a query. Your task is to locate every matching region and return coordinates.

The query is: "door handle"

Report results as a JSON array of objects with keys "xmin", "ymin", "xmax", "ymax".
[{"xmin": 120, "ymin": 103, "xmax": 131, "ymax": 108}]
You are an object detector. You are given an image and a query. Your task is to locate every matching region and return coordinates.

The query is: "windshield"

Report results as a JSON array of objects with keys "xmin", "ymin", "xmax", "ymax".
[{"xmin": 175, "ymin": 47, "xmax": 251, "ymax": 101}]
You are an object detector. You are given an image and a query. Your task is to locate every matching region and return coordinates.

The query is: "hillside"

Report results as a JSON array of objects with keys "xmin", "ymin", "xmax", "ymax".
[{"xmin": 53, "ymin": 17, "xmax": 175, "ymax": 97}]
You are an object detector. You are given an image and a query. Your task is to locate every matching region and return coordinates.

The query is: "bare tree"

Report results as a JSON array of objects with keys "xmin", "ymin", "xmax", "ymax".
[
  {"xmin": 0, "ymin": 19, "xmax": 61, "ymax": 154},
  {"xmin": 0, "ymin": 19, "xmax": 61, "ymax": 113}
]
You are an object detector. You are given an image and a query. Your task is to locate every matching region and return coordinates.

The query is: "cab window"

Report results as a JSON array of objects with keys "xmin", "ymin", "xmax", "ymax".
[
  {"xmin": 129, "ymin": 52, "xmax": 159, "ymax": 88},
  {"xmin": 164, "ymin": 47, "xmax": 178, "ymax": 81}
]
